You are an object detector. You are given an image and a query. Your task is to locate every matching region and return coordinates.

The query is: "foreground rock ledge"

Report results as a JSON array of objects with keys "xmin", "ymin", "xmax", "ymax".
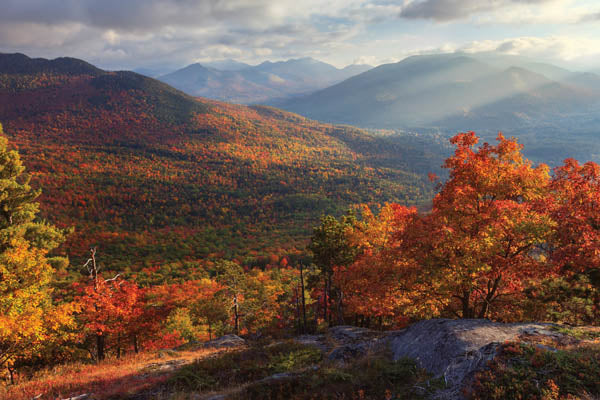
[{"xmin": 299, "ymin": 319, "xmax": 563, "ymax": 399}]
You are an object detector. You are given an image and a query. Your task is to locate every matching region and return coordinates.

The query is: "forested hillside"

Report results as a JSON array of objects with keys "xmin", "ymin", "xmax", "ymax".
[{"xmin": 0, "ymin": 53, "xmax": 436, "ymax": 269}]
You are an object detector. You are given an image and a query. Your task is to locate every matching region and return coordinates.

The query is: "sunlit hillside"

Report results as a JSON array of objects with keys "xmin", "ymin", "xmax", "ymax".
[{"xmin": 0, "ymin": 53, "xmax": 437, "ymax": 269}]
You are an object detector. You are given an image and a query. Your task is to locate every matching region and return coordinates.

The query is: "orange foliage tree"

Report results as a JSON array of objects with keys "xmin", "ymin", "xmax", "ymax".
[
  {"xmin": 549, "ymin": 159, "xmax": 600, "ymax": 274},
  {"xmin": 336, "ymin": 133, "xmax": 560, "ymax": 323},
  {"xmin": 413, "ymin": 132, "xmax": 554, "ymax": 318},
  {"xmin": 334, "ymin": 203, "xmax": 418, "ymax": 327}
]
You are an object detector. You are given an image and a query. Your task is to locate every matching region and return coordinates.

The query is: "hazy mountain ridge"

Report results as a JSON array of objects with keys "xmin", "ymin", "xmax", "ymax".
[
  {"xmin": 282, "ymin": 54, "xmax": 599, "ymax": 128},
  {"xmin": 158, "ymin": 57, "xmax": 372, "ymax": 104},
  {"xmin": 280, "ymin": 53, "xmax": 600, "ymax": 164}
]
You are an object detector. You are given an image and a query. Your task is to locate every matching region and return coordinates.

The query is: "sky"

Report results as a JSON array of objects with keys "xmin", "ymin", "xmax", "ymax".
[{"xmin": 2, "ymin": 0, "xmax": 600, "ymax": 72}]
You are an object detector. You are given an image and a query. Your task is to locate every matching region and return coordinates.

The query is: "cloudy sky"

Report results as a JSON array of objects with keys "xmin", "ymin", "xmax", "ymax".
[{"xmin": 2, "ymin": 0, "xmax": 600, "ymax": 71}]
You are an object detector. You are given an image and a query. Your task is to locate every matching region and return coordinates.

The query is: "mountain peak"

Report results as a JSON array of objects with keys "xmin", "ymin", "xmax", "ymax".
[
  {"xmin": 199, "ymin": 59, "xmax": 252, "ymax": 71},
  {"xmin": 157, "ymin": 56, "xmax": 372, "ymax": 104},
  {"xmin": 0, "ymin": 53, "xmax": 103, "ymax": 75}
]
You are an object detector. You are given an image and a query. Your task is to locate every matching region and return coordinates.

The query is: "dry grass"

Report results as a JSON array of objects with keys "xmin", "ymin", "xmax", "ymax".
[{"xmin": 0, "ymin": 347, "xmax": 221, "ymax": 400}]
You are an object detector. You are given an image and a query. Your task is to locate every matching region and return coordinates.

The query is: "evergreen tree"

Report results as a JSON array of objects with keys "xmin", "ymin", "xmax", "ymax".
[
  {"xmin": 214, "ymin": 260, "xmax": 246, "ymax": 335},
  {"xmin": 308, "ymin": 211, "xmax": 358, "ymax": 325}
]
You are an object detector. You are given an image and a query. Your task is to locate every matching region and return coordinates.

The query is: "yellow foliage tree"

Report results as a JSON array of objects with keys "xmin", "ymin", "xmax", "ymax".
[{"xmin": 0, "ymin": 123, "xmax": 74, "ymax": 382}]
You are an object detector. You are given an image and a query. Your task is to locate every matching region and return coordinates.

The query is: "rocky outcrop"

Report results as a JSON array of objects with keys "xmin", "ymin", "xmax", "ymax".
[
  {"xmin": 386, "ymin": 319, "xmax": 561, "ymax": 399},
  {"xmin": 296, "ymin": 319, "xmax": 564, "ymax": 399}
]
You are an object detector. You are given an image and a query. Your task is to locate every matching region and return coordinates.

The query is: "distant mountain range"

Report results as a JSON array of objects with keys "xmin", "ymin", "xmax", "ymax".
[
  {"xmin": 281, "ymin": 53, "xmax": 600, "ymax": 131},
  {"xmin": 277, "ymin": 53, "xmax": 600, "ymax": 164},
  {"xmin": 201, "ymin": 59, "xmax": 252, "ymax": 71},
  {"xmin": 158, "ymin": 57, "xmax": 372, "ymax": 104}
]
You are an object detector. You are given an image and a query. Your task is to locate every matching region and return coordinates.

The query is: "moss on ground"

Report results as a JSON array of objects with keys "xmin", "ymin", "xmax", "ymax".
[{"xmin": 468, "ymin": 341, "xmax": 600, "ymax": 400}]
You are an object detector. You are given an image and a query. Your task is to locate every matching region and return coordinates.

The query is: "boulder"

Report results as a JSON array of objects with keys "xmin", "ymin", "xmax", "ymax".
[
  {"xmin": 325, "ymin": 326, "xmax": 386, "ymax": 364},
  {"xmin": 203, "ymin": 334, "xmax": 245, "ymax": 348},
  {"xmin": 386, "ymin": 319, "xmax": 560, "ymax": 399},
  {"xmin": 294, "ymin": 319, "xmax": 568, "ymax": 399}
]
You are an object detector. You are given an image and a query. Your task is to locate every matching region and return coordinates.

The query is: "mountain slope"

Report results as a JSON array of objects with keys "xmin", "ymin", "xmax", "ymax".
[
  {"xmin": 158, "ymin": 57, "xmax": 372, "ymax": 104},
  {"xmin": 0, "ymin": 53, "xmax": 434, "ymax": 269}
]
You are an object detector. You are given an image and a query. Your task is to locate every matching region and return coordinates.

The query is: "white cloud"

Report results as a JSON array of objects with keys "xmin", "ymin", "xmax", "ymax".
[
  {"xmin": 0, "ymin": 0, "xmax": 383, "ymax": 69},
  {"xmin": 399, "ymin": 0, "xmax": 552, "ymax": 21},
  {"xmin": 102, "ymin": 30, "xmax": 120, "ymax": 45},
  {"xmin": 1, "ymin": 0, "xmax": 599, "ymax": 70},
  {"xmin": 254, "ymin": 48, "xmax": 273, "ymax": 56},
  {"xmin": 353, "ymin": 55, "xmax": 381, "ymax": 65},
  {"xmin": 458, "ymin": 36, "xmax": 600, "ymax": 64},
  {"xmin": 398, "ymin": 0, "xmax": 582, "ymax": 23}
]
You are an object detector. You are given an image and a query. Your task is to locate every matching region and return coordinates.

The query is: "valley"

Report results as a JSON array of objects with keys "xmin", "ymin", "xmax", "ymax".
[{"xmin": 0, "ymin": 53, "xmax": 436, "ymax": 269}]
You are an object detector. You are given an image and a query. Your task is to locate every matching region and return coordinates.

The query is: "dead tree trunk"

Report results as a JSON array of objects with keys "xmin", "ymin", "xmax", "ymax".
[{"xmin": 83, "ymin": 248, "xmax": 119, "ymax": 362}]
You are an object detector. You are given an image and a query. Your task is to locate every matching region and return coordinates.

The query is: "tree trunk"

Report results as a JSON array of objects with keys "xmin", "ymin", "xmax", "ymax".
[
  {"xmin": 478, "ymin": 277, "xmax": 501, "ymax": 319},
  {"xmin": 337, "ymin": 290, "xmax": 345, "ymax": 325},
  {"xmin": 233, "ymin": 293, "xmax": 239, "ymax": 335},
  {"xmin": 7, "ymin": 365, "xmax": 14, "ymax": 385},
  {"xmin": 322, "ymin": 277, "xmax": 328, "ymax": 324},
  {"xmin": 133, "ymin": 334, "xmax": 139, "ymax": 354},
  {"xmin": 326, "ymin": 275, "xmax": 333, "ymax": 326},
  {"xmin": 313, "ymin": 297, "xmax": 319, "ymax": 333},
  {"xmin": 208, "ymin": 322, "xmax": 212, "ymax": 341},
  {"xmin": 461, "ymin": 290, "xmax": 473, "ymax": 319},
  {"xmin": 97, "ymin": 333, "xmax": 105, "ymax": 361},
  {"xmin": 294, "ymin": 285, "xmax": 301, "ymax": 334},
  {"xmin": 116, "ymin": 334, "xmax": 121, "ymax": 359},
  {"xmin": 300, "ymin": 264, "xmax": 307, "ymax": 334}
]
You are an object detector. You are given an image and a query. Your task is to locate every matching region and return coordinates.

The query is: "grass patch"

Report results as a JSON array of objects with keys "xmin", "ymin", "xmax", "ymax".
[
  {"xmin": 0, "ymin": 347, "xmax": 218, "ymax": 400},
  {"xmin": 169, "ymin": 340, "xmax": 442, "ymax": 399},
  {"xmin": 469, "ymin": 342, "xmax": 600, "ymax": 400},
  {"xmin": 549, "ymin": 325, "xmax": 600, "ymax": 341},
  {"xmin": 168, "ymin": 341, "xmax": 322, "ymax": 392},
  {"xmin": 237, "ymin": 353, "xmax": 443, "ymax": 400}
]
